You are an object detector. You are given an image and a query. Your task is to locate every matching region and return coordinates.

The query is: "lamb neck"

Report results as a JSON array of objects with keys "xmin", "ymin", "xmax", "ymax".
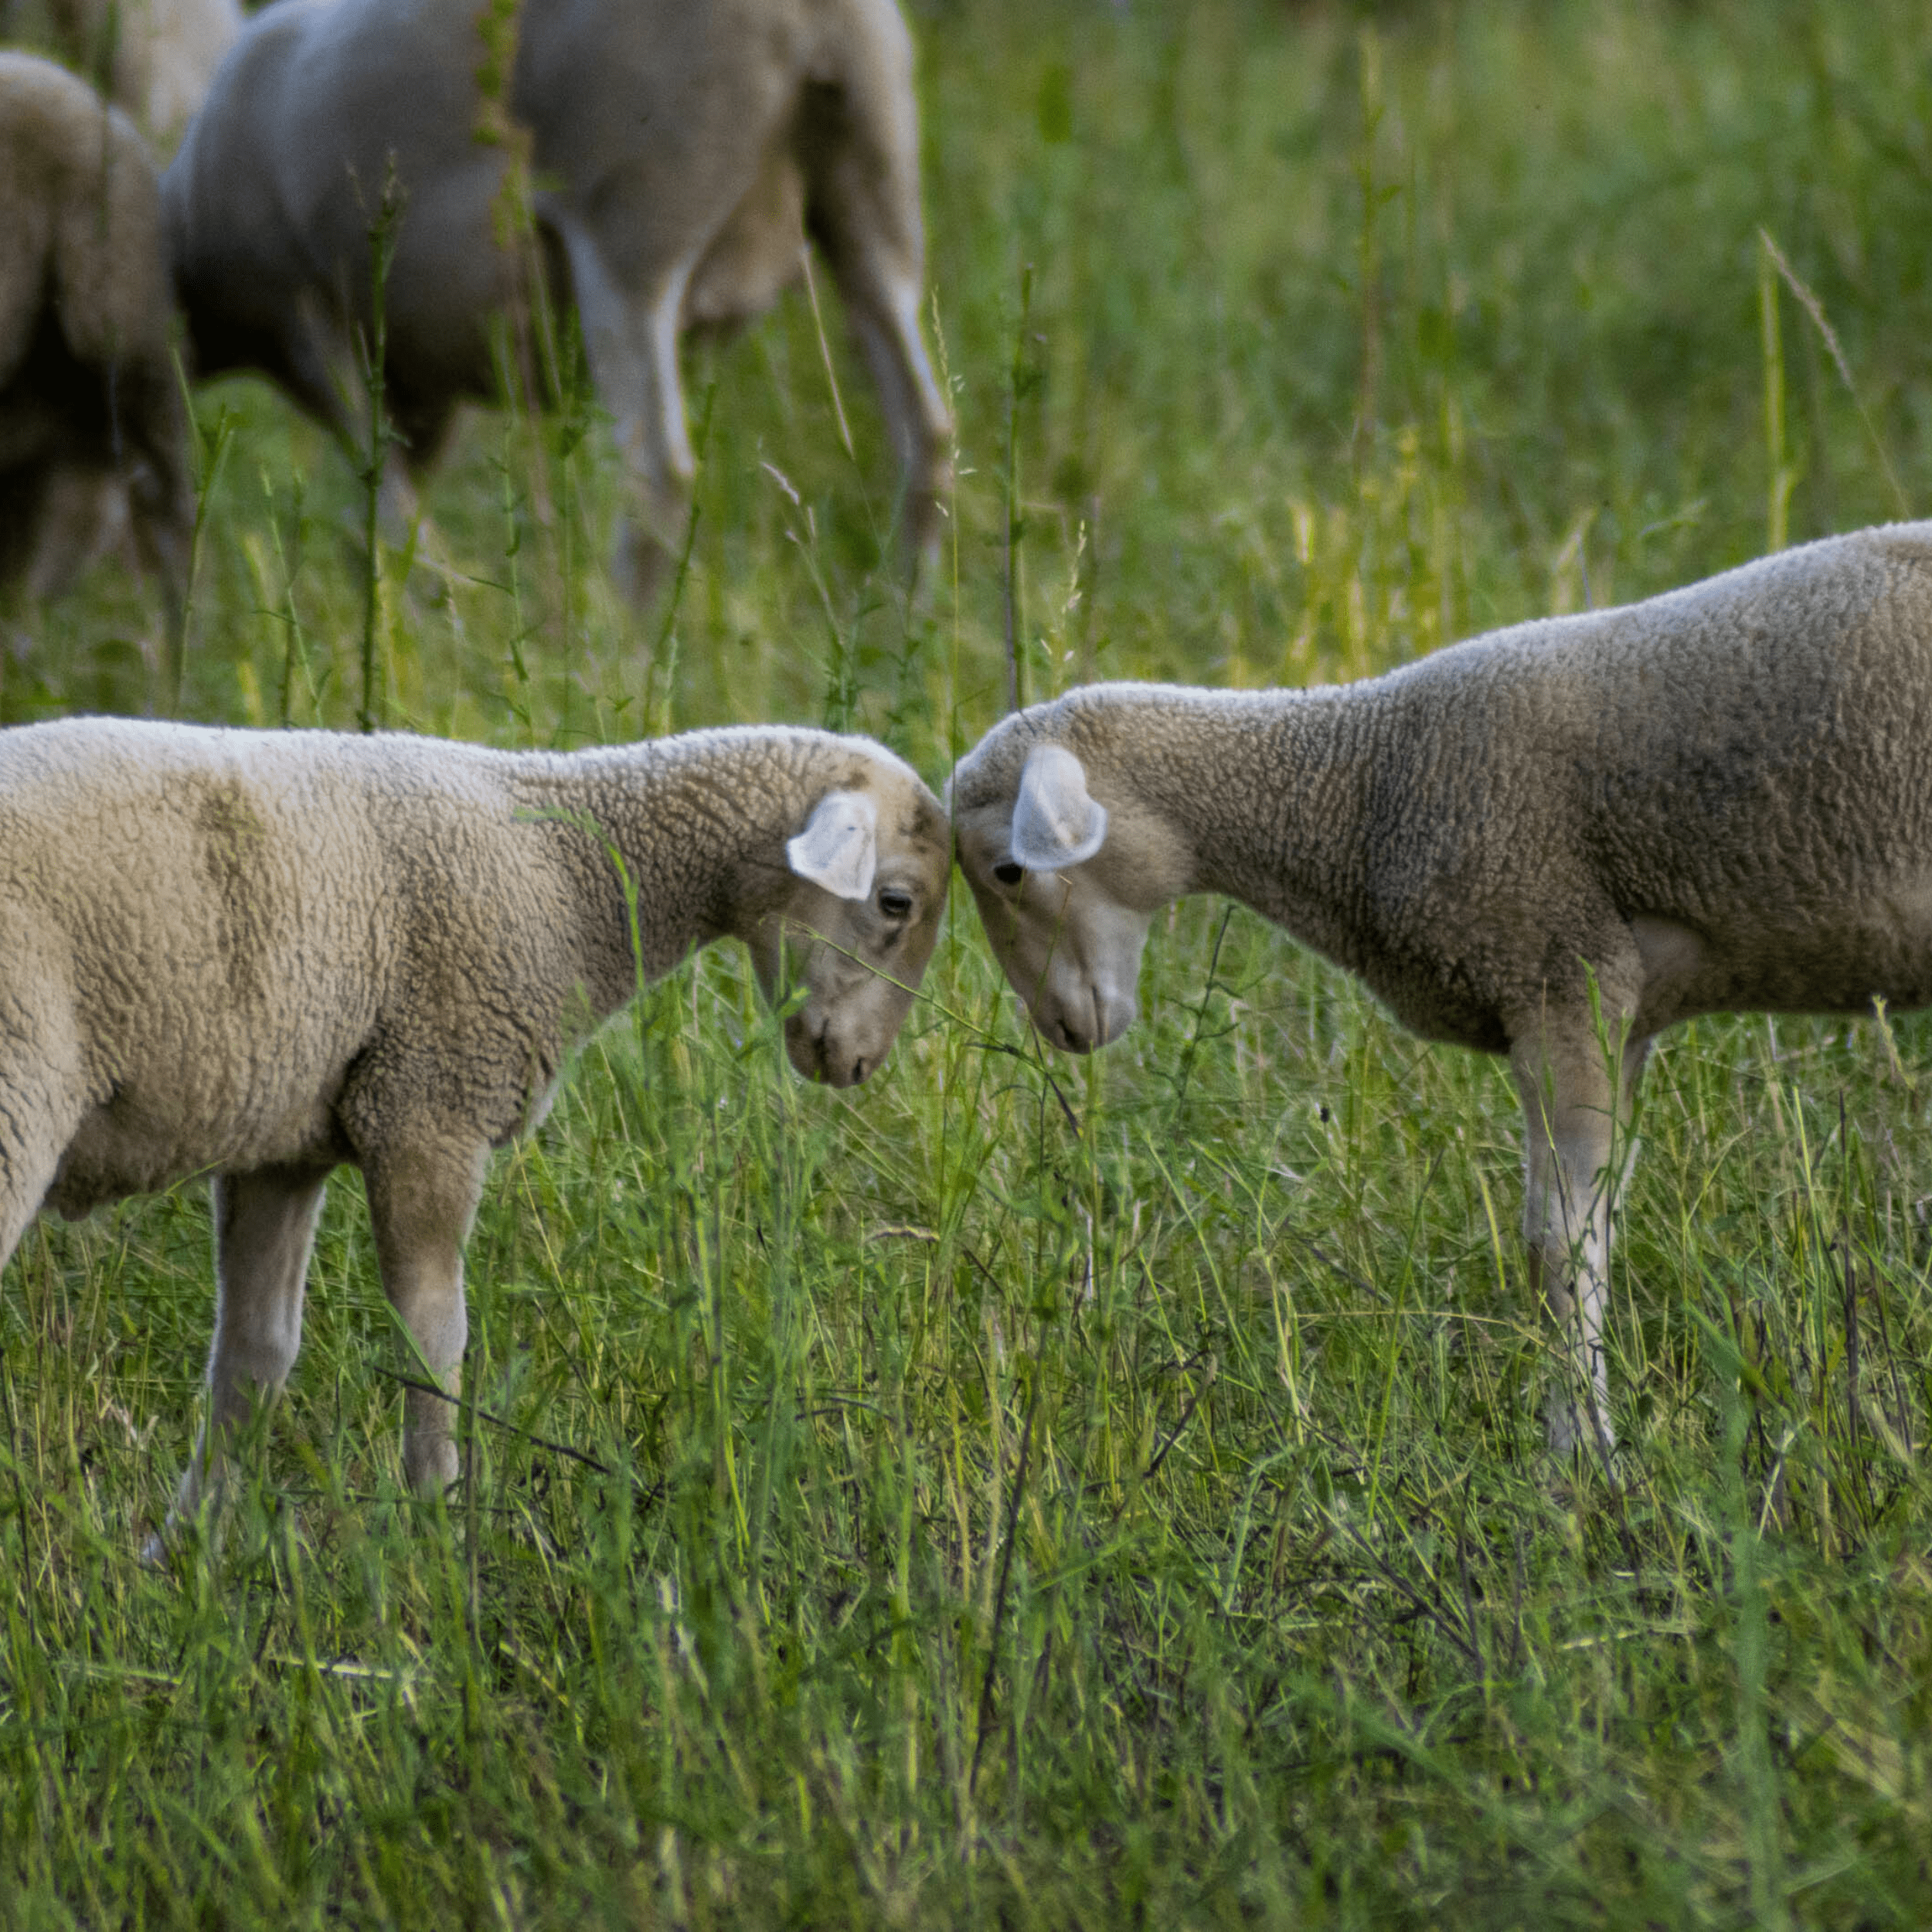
[
  {"xmin": 507, "ymin": 730, "xmax": 843, "ymax": 1008},
  {"xmin": 1090, "ymin": 684, "xmax": 1380, "ymax": 966}
]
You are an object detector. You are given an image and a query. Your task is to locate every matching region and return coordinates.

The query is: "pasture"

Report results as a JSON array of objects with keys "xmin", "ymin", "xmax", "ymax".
[{"xmin": 5, "ymin": 0, "xmax": 1932, "ymax": 1921}]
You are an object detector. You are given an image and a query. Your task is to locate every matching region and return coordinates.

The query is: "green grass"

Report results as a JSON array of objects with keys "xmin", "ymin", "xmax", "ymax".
[{"xmin": 7, "ymin": 0, "xmax": 1932, "ymax": 1922}]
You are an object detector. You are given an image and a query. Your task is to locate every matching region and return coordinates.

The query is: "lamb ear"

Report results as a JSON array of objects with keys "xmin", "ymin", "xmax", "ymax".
[
  {"xmin": 1009, "ymin": 744, "xmax": 1108, "ymax": 872},
  {"xmin": 787, "ymin": 790, "xmax": 879, "ymax": 900}
]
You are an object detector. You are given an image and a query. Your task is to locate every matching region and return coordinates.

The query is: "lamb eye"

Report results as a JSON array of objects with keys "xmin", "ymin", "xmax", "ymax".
[
  {"xmin": 992, "ymin": 860, "xmax": 1024, "ymax": 887},
  {"xmin": 878, "ymin": 888, "xmax": 914, "ymax": 919}
]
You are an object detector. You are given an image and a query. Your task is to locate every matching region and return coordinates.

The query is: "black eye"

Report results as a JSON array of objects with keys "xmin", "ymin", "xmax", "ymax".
[
  {"xmin": 992, "ymin": 860, "xmax": 1024, "ymax": 886},
  {"xmin": 878, "ymin": 888, "xmax": 913, "ymax": 919}
]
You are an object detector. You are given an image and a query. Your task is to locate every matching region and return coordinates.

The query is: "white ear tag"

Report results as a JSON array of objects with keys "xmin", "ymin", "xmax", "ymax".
[
  {"xmin": 787, "ymin": 790, "xmax": 879, "ymax": 900},
  {"xmin": 1009, "ymin": 744, "xmax": 1108, "ymax": 872}
]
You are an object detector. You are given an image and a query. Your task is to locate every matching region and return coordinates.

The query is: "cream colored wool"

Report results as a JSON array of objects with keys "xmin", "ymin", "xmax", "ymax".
[
  {"xmin": 951, "ymin": 522, "xmax": 1932, "ymax": 1458},
  {"xmin": 8, "ymin": 0, "xmax": 243, "ymax": 144},
  {"xmin": 0, "ymin": 718, "xmax": 948, "ymax": 1539}
]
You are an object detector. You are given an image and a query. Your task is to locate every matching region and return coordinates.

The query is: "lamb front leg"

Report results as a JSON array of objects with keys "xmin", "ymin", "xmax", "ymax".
[
  {"xmin": 1512, "ymin": 1028, "xmax": 1649, "ymax": 1463},
  {"xmin": 155, "ymin": 1162, "xmax": 332, "ymax": 1552},
  {"xmin": 361, "ymin": 1139, "xmax": 488, "ymax": 1493}
]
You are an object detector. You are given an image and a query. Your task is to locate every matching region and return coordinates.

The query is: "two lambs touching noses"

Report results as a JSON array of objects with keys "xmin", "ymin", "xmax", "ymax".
[
  {"xmin": 0, "ymin": 719, "xmax": 950, "ymax": 1549},
  {"xmin": 952, "ymin": 522, "xmax": 1932, "ymax": 1463},
  {"xmin": 8, "ymin": 523, "xmax": 1927, "ymax": 1555}
]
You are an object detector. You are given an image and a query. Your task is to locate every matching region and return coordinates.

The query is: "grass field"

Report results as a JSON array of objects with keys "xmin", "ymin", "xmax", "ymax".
[{"xmin": 6, "ymin": 0, "xmax": 1932, "ymax": 1923}]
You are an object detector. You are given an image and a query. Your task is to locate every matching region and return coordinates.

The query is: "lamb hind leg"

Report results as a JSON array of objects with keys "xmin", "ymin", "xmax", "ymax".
[
  {"xmin": 0, "ymin": 1006, "xmax": 90, "ymax": 1271},
  {"xmin": 360, "ymin": 1139, "xmax": 488, "ymax": 1494},
  {"xmin": 0, "ymin": 1117, "xmax": 70, "ymax": 1287},
  {"xmin": 821, "ymin": 237, "xmax": 950, "ymax": 567},
  {"xmin": 1512, "ymin": 1026, "xmax": 1650, "ymax": 1462},
  {"xmin": 801, "ymin": 9, "xmax": 953, "ymax": 566},
  {"xmin": 153, "ymin": 1162, "xmax": 333, "ymax": 1551},
  {"xmin": 271, "ymin": 290, "xmax": 427, "ymax": 543}
]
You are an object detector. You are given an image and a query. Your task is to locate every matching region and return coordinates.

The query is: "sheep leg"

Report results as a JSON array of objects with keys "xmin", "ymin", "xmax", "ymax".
[
  {"xmin": 275, "ymin": 287, "xmax": 372, "ymax": 451},
  {"xmin": 1512, "ymin": 1029, "xmax": 1648, "ymax": 1462},
  {"xmin": 819, "ymin": 241, "xmax": 949, "ymax": 566},
  {"xmin": 158, "ymin": 1162, "xmax": 332, "ymax": 1546},
  {"xmin": 122, "ymin": 366, "xmax": 195, "ymax": 710},
  {"xmin": 274, "ymin": 290, "xmax": 440, "ymax": 554},
  {"xmin": 802, "ymin": 3, "xmax": 952, "ymax": 566},
  {"xmin": 0, "ymin": 1122, "xmax": 66, "ymax": 1283},
  {"xmin": 0, "ymin": 1000, "xmax": 88, "ymax": 1270},
  {"xmin": 548, "ymin": 213, "xmax": 696, "ymax": 603},
  {"xmin": 361, "ymin": 1141, "xmax": 488, "ymax": 1494}
]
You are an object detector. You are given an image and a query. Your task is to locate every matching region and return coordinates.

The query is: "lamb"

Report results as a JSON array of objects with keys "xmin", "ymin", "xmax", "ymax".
[
  {"xmin": 0, "ymin": 716, "xmax": 949, "ymax": 1543},
  {"xmin": 162, "ymin": 0, "xmax": 952, "ymax": 600},
  {"xmin": 0, "ymin": 53, "xmax": 191, "ymax": 672},
  {"xmin": 948, "ymin": 522, "xmax": 1932, "ymax": 1461},
  {"xmin": 5, "ymin": 0, "xmax": 243, "ymax": 145}
]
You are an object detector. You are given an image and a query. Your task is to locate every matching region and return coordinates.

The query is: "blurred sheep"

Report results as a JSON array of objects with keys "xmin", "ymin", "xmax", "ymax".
[
  {"xmin": 164, "ymin": 0, "xmax": 951, "ymax": 600},
  {"xmin": 0, "ymin": 51, "xmax": 190, "ymax": 678},
  {"xmin": 2, "ymin": 0, "xmax": 242, "ymax": 145}
]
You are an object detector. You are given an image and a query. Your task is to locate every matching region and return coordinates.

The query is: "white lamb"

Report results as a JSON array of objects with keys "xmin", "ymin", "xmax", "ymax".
[
  {"xmin": 949, "ymin": 523, "xmax": 1932, "ymax": 1459},
  {"xmin": 0, "ymin": 717, "xmax": 949, "ymax": 1540},
  {"xmin": 0, "ymin": 53, "xmax": 191, "ymax": 660}
]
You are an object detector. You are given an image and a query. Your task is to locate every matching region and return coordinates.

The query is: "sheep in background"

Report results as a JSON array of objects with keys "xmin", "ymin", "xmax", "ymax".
[
  {"xmin": 163, "ymin": 0, "xmax": 952, "ymax": 601},
  {"xmin": 0, "ymin": 718, "xmax": 949, "ymax": 1544},
  {"xmin": 2, "ymin": 0, "xmax": 243, "ymax": 145},
  {"xmin": 0, "ymin": 53, "xmax": 190, "ymax": 673},
  {"xmin": 949, "ymin": 523, "xmax": 1932, "ymax": 1461}
]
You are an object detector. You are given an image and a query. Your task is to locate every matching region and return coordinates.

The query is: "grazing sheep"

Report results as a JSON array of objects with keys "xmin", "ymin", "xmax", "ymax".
[
  {"xmin": 162, "ymin": 0, "xmax": 952, "ymax": 600},
  {"xmin": 4, "ymin": 0, "xmax": 243, "ymax": 144},
  {"xmin": 949, "ymin": 523, "xmax": 1932, "ymax": 1459},
  {"xmin": 0, "ymin": 53, "xmax": 191, "ymax": 667},
  {"xmin": 0, "ymin": 717, "xmax": 949, "ymax": 1541}
]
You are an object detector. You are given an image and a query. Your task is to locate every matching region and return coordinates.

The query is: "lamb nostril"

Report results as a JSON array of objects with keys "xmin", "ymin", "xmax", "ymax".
[{"xmin": 852, "ymin": 1057, "xmax": 867, "ymax": 1083}]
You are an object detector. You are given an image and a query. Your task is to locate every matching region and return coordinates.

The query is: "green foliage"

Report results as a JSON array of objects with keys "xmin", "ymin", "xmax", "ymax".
[{"xmin": 6, "ymin": 0, "xmax": 1932, "ymax": 1921}]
